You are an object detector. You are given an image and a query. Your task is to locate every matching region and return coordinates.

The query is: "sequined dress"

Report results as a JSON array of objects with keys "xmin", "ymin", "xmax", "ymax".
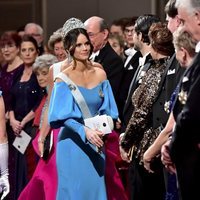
[{"xmin": 121, "ymin": 57, "xmax": 169, "ymax": 163}]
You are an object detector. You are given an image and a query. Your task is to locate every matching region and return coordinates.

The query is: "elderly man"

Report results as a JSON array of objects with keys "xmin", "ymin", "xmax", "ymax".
[
  {"xmin": 24, "ymin": 23, "xmax": 44, "ymax": 55},
  {"xmin": 161, "ymin": 0, "xmax": 200, "ymax": 199},
  {"xmin": 84, "ymin": 16, "xmax": 124, "ymax": 114}
]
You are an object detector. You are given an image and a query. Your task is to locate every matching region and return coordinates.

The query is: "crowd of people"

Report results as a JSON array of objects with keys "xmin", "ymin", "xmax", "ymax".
[{"xmin": 0, "ymin": 0, "xmax": 199, "ymax": 199}]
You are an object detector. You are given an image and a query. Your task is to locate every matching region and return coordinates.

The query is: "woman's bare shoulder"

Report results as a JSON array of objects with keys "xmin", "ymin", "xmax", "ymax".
[
  {"xmin": 92, "ymin": 62, "xmax": 107, "ymax": 81},
  {"xmin": 92, "ymin": 61, "xmax": 103, "ymax": 69}
]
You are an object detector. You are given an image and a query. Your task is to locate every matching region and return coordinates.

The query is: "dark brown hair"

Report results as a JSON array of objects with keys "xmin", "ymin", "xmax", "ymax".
[
  {"xmin": 0, "ymin": 31, "xmax": 21, "ymax": 48},
  {"xmin": 20, "ymin": 34, "xmax": 39, "ymax": 50},
  {"xmin": 148, "ymin": 22, "xmax": 174, "ymax": 56},
  {"xmin": 63, "ymin": 28, "xmax": 93, "ymax": 58},
  {"xmin": 165, "ymin": 0, "xmax": 177, "ymax": 18}
]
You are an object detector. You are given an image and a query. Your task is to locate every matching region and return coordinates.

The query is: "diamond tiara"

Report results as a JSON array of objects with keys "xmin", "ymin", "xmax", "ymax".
[{"xmin": 62, "ymin": 17, "xmax": 86, "ymax": 39}]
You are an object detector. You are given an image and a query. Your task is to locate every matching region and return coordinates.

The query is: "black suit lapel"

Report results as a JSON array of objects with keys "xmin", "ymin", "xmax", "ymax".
[
  {"xmin": 123, "ymin": 54, "xmax": 152, "ymax": 114},
  {"xmin": 94, "ymin": 43, "xmax": 109, "ymax": 66},
  {"xmin": 124, "ymin": 51, "xmax": 141, "ymax": 70}
]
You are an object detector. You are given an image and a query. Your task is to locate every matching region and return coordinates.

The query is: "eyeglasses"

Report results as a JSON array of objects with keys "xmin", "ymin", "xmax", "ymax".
[
  {"xmin": 29, "ymin": 33, "xmax": 41, "ymax": 37},
  {"xmin": 87, "ymin": 31, "xmax": 101, "ymax": 38}
]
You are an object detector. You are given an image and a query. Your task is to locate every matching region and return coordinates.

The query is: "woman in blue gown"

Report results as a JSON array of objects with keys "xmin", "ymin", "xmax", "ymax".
[{"xmin": 48, "ymin": 18, "xmax": 118, "ymax": 200}]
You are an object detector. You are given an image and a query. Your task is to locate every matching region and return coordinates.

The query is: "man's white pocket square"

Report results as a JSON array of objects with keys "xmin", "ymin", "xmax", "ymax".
[{"xmin": 167, "ymin": 69, "xmax": 175, "ymax": 75}]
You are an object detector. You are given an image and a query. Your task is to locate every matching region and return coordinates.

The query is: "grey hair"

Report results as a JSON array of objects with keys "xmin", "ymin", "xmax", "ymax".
[
  {"xmin": 176, "ymin": 0, "xmax": 200, "ymax": 14},
  {"xmin": 25, "ymin": 23, "xmax": 43, "ymax": 35},
  {"xmin": 33, "ymin": 54, "xmax": 58, "ymax": 72},
  {"xmin": 173, "ymin": 27, "xmax": 196, "ymax": 57},
  {"xmin": 48, "ymin": 28, "xmax": 63, "ymax": 51}
]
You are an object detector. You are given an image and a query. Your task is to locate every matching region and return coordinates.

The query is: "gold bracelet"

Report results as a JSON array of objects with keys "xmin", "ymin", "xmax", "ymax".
[{"xmin": 38, "ymin": 137, "xmax": 45, "ymax": 144}]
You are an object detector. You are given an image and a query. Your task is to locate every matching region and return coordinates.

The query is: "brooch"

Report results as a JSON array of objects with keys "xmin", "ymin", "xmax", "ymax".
[
  {"xmin": 99, "ymin": 88, "xmax": 104, "ymax": 98},
  {"xmin": 164, "ymin": 101, "xmax": 170, "ymax": 113},
  {"xmin": 178, "ymin": 90, "xmax": 187, "ymax": 105},
  {"xmin": 68, "ymin": 84, "xmax": 76, "ymax": 91}
]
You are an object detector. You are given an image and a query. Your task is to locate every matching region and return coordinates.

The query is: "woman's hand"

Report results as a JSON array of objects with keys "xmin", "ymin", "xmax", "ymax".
[
  {"xmin": 119, "ymin": 145, "xmax": 131, "ymax": 163},
  {"xmin": 161, "ymin": 139, "xmax": 176, "ymax": 174},
  {"xmin": 115, "ymin": 118, "xmax": 121, "ymax": 130},
  {"xmin": 20, "ymin": 119, "xmax": 27, "ymax": 130},
  {"xmin": 143, "ymin": 148, "xmax": 156, "ymax": 173},
  {"xmin": 119, "ymin": 133, "xmax": 131, "ymax": 163},
  {"xmin": 10, "ymin": 119, "xmax": 22, "ymax": 136},
  {"xmin": 85, "ymin": 127, "xmax": 104, "ymax": 148},
  {"xmin": 38, "ymin": 137, "xmax": 45, "ymax": 158}
]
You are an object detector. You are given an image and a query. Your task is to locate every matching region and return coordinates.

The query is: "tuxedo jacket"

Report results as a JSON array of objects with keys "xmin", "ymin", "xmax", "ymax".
[
  {"xmin": 121, "ymin": 54, "xmax": 152, "ymax": 131},
  {"xmin": 169, "ymin": 52, "xmax": 200, "ymax": 200},
  {"xmin": 152, "ymin": 53, "xmax": 185, "ymax": 129},
  {"xmin": 171, "ymin": 52, "xmax": 200, "ymax": 155},
  {"xmin": 94, "ymin": 42, "xmax": 124, "ymax": 110},
  {"xmin": 117, "ymin": 51, "xmax": 142, "ymax": 118}
]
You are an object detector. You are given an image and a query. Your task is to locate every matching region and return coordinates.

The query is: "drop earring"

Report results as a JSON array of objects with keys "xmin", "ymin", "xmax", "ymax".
[{"xmin": 66, "ymin": 50, "xmax": 72, "ymax": 64}]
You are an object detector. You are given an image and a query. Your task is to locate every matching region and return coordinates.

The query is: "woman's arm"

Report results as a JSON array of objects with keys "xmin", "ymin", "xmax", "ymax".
[
  {"xmin": 0, "ymin": 96, "xmax": 7, "ymax": 142},
  {"xmin": 143, "ymin": 112, "xmax": 175, "ymax": 172},
  {"xmin": 121, "ymin": 70, "xmax": 160, "ymax": 151},
  {"xmin": 20, "ymin": 110, "xmax": 35, "ymax": 128},
  {"xmin": 9, "ymin": 111, "xmax": 22, "ymax": 136},
  {"xmin": 37, "ymin": 65, "xmax": 54, "ymax": 157}
]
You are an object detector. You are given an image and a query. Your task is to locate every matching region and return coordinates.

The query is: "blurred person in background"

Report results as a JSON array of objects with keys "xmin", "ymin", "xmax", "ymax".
[
  {"xmin": 24, "ymin": 23, "xmax": 44, "ymax": 55},
  {"xmin": 8, "ymin": 35, "xmax": 42, "ymax": 199},
  {"xmin": 18, "ymin": 54, "xmax": 58, "ymax": 200},
  {"xmin": 48, "ymin": 28, "xmax": 67, "ymax": 61},
  {"xmin": 0, "ymin": 31, "xmax": 23, "ymax": 116},
  {"xmin": 108, "ymin": 33, "xmax": 126, "ymax": 61}
]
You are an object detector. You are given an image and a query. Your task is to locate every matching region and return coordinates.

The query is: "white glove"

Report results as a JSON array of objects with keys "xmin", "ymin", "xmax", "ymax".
[
  {"xmin": 0, "ymin": 176, "xmax": 9, "ymax": 200},
  {"xmin": 0, "ymin": 142, "xmax": 9, "ymax": 200}
]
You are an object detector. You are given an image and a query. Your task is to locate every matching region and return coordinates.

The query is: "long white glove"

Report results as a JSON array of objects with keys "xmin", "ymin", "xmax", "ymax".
[{"xmin": 0, "ymin": 142, "xmax": 9, "ymax": 200}]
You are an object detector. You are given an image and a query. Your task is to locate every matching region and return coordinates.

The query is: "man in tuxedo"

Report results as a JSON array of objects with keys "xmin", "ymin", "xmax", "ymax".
[
  {"xmin": 121, "ymin": 14, "xmax": 160, "ymax": 132},
  {"xmin": 120, "ymin": 14, "xmax": 160, "ymax": 200},
  {"xmin": 118, "ymin": 17, "xmax": 141, "ymax": 119},
  {"xmin": 152, "ymin": 0, "xmax": 185, "ymax": 132},
  {"xmin": 84, "ymin": 16, "xmax": 124, "ymax": 114},
  {"xmin": 161, "ymin": 0, "xmax": 200, "ymax": 199}
]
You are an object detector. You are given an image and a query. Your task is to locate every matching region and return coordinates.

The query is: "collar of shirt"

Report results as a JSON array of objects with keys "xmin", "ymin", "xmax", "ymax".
[
  {"xmin": 90, "ymin": 50, "xmax": 100, "ymax": 61},
  {"xmin": 195, "ymin": 41, "xmax": 200, "ymax": 53},
  {"xmin": 139, "ymin": 52, "xmax": 150, "ymax": 66},
  {"xmin": 125, "ymin": 47, "xmax": 136, "ymax": 57},
  {"xmin": 124, "ymin": 48, "xmax": 137, "ymax": 67}
]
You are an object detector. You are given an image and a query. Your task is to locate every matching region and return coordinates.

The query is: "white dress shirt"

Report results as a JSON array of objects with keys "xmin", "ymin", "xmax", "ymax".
[{"xmin": 124, "ymin": 48, "xmax": 137, "ymax": 67}]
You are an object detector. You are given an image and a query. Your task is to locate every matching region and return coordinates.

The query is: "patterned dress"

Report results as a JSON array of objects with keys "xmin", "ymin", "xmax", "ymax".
[{"xmin": 121, "ymin": 57, "xmax": 170, "ymax": 200}]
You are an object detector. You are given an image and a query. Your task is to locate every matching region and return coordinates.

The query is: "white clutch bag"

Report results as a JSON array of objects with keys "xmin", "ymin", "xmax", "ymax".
[
  {"xmin": 56, "ymin": 73, "xmax": 114, "ymax": 135},
  {"xmin": 84, "ymin": 115, "xmax": 114, "ymax": 134}
]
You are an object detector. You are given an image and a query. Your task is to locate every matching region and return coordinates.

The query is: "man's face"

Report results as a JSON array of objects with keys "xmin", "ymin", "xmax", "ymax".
[
  {"xmin": 85, "ymin": 20, "xmax": 106, "ymax": 52},
  {"xmin": 166, "ymin": 15, "xmax": 181, "ymax": 33},
  {"xmin": 124, "ymin": 25, "xmax": 134, "ymax": 47},
  {"xmin": 110, "ymin": 25, "xmax": 124, "ymax": 37},
  {"xmin": 132, "ymin": 26, "xmax": 141, "ymax": 51},
  {"xmin": 178, "ymin": 6, "xmax": 200, "ymax": 41},
  {"xmin": 25, "ymin": 26, "xmax": 43, "ymax": 45}
]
